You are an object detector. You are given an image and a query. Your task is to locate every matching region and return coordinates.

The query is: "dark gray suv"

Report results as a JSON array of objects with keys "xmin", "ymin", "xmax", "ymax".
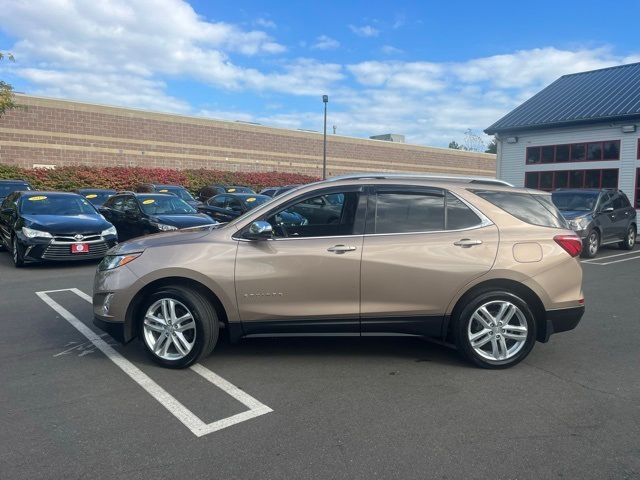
[{"xmin": 551, "ymin": 189, "xmax": 636, "ymax": 258}]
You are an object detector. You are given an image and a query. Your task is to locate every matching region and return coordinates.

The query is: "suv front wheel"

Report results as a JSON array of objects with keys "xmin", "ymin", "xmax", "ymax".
[
  {"xmin": 140, "ymin": 286, "xmax": 219, "ymax": 368},
  {"xmin": 455, "ymin": 291, "xmax": 537, "ymax": 369}
]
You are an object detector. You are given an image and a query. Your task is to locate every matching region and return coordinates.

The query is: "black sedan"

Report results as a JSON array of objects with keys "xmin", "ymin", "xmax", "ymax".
[
  {"xmin": 136, "ymin": 183, "xmax": 200, "ymax": 209},
  {"xmin": 0, "ymin": 191, "xmax": 118, "ymax": 267},
  {"xmin": 76, "ymin": 188, "xmax": 117, "ymax": 207},
  {"xmin": 198, "ymin": 193, "xmax": 308, "ymax": 226},
  {"xmin": 100, "ymin": 192, "xmax": 216, "ymax": 241}
]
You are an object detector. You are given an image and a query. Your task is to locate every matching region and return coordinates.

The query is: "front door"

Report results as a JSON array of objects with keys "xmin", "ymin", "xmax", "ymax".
[
  {"xmin": 360, "ymin": 187, "xmax": 499, "ymax": 337},
  {"xmin": 235, "ymin": 187, "xmax": 366, "ymax": 334}
]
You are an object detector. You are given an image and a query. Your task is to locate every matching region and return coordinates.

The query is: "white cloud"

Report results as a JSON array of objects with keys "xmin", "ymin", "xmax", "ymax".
[
  {"xmin": 312, "ymin": 35, "xmax": 340, "ymax": 50},
  {"xmin": 381, "ymin": 45, "xmax": 403, "ymax": 55},
  {"xmin": 349, "ymin": 24, "xmax": 379, "ymax": 37},
  {"xmin": 254, "ymin": 18, "xmax": 276, "ymax": 29}
]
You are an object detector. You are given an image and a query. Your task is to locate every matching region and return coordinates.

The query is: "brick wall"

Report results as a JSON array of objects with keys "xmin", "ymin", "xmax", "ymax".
[{"xmin": 0, "ymin": 95, "xmax": 496, "ymax": 177}]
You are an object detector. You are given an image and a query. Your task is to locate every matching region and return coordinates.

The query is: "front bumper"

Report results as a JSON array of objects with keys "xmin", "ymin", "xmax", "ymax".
[
  {"xmin": 18, "ymin": 234, "xmax": 117, "ymax": 262},
  {"xmin": 544, "ymin": 305, "xmax": 585, "ymax": 341}
]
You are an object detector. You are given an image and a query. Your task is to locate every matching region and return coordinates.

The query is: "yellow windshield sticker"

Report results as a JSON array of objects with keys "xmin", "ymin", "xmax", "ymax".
[
  {"xmin": 246, "ymin": 197, "xmax": 256, "ymax": 202},
  {"xmin": 159, "ymin": 189, "xmax": 169, "ymax": 193},
  {"xmin": 142, "ymin": 199, "xmax": 156, "ymax": 205},
  {"xmin": 86, "ymin": 194, "xmax": 98, "ymax": 199},
  {"xmin": 28, "ymin": 195, "xmax": 47, "ymax": 201},
  {"xmin": 227, "ymin": 188, "xmax": 236, "ymax": 192}
]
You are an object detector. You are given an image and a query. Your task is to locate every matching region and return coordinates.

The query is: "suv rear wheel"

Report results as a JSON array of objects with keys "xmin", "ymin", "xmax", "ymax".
[
  {"xmin": 619, "ymin": 225, "xmax": 636, "ymax": 250},
  {"xmin": 140, "ymin": 286, "xmax": 218, "ymax": 368},
  {"xmin": 455, "ymin": 291, "xmax": 537, "ymax": 369}
]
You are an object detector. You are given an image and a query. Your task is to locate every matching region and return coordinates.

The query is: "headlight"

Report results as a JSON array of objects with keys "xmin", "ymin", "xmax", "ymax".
[
  {"xmin": 98, "ymin": 253, "xmax": 141, "ymax": 271},
  {"xmin": 22, "ymin": 227, "xmax": 53, "ymax": 239},
  {"xmin": 568, "ymin": 217, "xmax": 590, "ymax": 231},
  {"xmin": 101, "ymin": 226, "xmax": 117, "ymax": 237},
  {"xmin": 150, "ymin": 222, "xmax": 178, "ymax": 232}
]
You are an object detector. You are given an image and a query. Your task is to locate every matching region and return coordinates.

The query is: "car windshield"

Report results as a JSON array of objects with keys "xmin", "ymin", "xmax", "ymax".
[
  {"xmin": 139, "ymin": 196, "xmax": 197, "ymax": 215},
  {"xmin": 82, "ymin": 192, "xmax": 114, "ymax": 204},
  {"xmin": 227, "ymin": 187, "xmax": 253, "ymax": 193},
  {"xmin": 157, "ymin": 187, "xmax": 195, "ymax": 202},
  {"xmin": 0, "ymin": 184, "xmax": 30, "ymax": 197},
  {"xmin": 20, "ymin": 195, "xmax": 97, "ymax": 215},
  {"xmin": 551, "ymin": 192, "xmax": 599, "ymax": 211},
  {"xmin": 242, "ymin": 195, "xmax": 271, "ymax": 209}
]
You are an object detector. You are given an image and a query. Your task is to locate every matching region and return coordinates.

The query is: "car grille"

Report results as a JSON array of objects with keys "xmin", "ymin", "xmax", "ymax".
[
  {"xmin": 52, "ymin": 233, "xmax": 103, "ymax": 243},
  {"xmin": 41, "ymin": 238, "xmax": 110, "ymax": 261}
]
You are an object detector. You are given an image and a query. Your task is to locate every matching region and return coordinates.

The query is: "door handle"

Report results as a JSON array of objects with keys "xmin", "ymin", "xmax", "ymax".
[
  {"xmin": 327, "ymin": 244, "xmax": 357, "ymax": 254},
  {"xmin": 453, "ymin": 238, "xmax": 483, "ymax": 248}
]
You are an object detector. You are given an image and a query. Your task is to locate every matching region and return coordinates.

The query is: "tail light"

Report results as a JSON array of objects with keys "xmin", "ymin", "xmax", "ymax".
[{"xmin": 554, "ymin": 234, "xmax": 582, "ymax": 257}]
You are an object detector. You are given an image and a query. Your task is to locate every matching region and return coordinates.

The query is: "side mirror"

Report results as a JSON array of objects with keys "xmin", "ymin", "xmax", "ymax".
[
  {"xmin": 244, "ymin": 221, "xmax": 273, "ymax": 240},
  {"xmin": 602, "ymin": 207, "xmax": 614, "ymax": 213}
]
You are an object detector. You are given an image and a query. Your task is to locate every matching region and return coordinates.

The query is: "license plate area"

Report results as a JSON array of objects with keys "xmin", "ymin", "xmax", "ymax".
[{"xmin": 71, "ymin": 243, "xmax": 89, "ymax": 254}]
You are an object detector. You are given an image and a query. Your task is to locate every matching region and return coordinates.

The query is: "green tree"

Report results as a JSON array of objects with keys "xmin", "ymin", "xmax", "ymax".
[
  {"xmin": 485, "ymin": 137, "xmax": 497, "ymax": 154},
  {"xmin": 448, "ymin": 140, "xmax": 463, "ymax": 150},
  {"xmin": 0, "ymin": 52, "xmax": 17, "ymax": 117}
]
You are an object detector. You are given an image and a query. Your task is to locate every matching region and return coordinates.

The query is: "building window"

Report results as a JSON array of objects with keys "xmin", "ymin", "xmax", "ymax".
[
  {"xmin": 525, "ymin": 141, "xmax": 620, "ymax": 165},
  {"xmin": 524, "ymin": 169, "xmax": 618, "ymax": 191},
  {"xmin": 636, "ymin": 168, "xmax": 640, "ymax": 208}
]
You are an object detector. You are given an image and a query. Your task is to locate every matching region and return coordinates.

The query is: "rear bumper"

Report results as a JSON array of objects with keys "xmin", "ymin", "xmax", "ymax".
[{"xmin": 543, "ymin": 305, "xmax": 585, "ymax": 341}]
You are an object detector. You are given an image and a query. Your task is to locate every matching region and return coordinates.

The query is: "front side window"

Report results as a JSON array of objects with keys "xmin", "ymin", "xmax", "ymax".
[
  {"xmin": 266, "ymin": 191, "xmax": 359, "ymax": 238},
  {"xmin": 374, "ymin": 191, "xmax": 445, "ymax": 234}
]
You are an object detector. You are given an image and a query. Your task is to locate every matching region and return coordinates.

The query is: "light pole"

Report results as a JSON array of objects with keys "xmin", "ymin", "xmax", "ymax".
[{"xmin": 322, "ymin": 95, "xmax": 328, "ymax": 180}]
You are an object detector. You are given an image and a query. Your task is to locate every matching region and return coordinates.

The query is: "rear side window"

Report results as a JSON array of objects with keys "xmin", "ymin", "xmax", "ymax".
[
  {"xmin": 473, "ymin": 190, "xmax": 568, "ymax": 229},
  {"xmin": 446, "ymin": 192, "xmax": 481, "ymax": 230},
  {"xmin": 374, "ymin": 192, "xmax": 445, "ymax": 233}
]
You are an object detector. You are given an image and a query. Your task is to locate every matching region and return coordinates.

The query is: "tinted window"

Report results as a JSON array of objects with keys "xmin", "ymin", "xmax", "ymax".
[
  {"xmin": 208, "ymin": 195, "xmax": 226, "ymax": 208},
  {"xmin": 612, "ymin": 194, "xmax": 628, "ymax": 210},
  {"xmin": 603, "ymin": 141, "xmax": 620, "ymax": 160},
  {"xmin": 446, "ymin": 192, "xmax": 481, "ymax": 230},
  {"xmin": 585, "ymin": 170, "xmax": 600, "ymax": 188},
  {"xmin": 539, "ymin": 172, "xmax": 553, "ymax": 190},
  {"xmin": 374, "ymin": 192, "xmax": 444, "ymax": 234},
  {"xmin": 571, "ymin": 144, "xmax": 586, "ymax": 162},
  {"xmin": 551, "ymin": 191, "xmax": 599, "ymax": 212},
  {"xmin": 267, "ymin": 191, "xmax": 359, "ymax": 238},
  {"xmin": 227, "ymin": 198, "xmax": 243, "ymax": 212},
  {"xmin": 106, "ymin": 196, "xmax": 125, "ymax": 211},
  {"xmin": 123, "ymin": 197, "xmax": 139, "ymax": 212},
  {"xmin": 601, "ymin": 169, "xmax": 618, "ymax": 188},
  {"xmin": 555, "ymin": 144, "xmax": 570, "ymax": 162},
  {"xmin": 541, "ymin": 146, "xmax": 554, "ymax": 163},
  {"xmin": 525, "ymin": 172, "xmax": 539, "ymax": 189},
  {"xmin": 554, "ymin": 171, "xmax": 569, "ymax": 188},
  {"xmin": 587, "ymin": 142, "xmax": 602, "ymax": 161},
  {"xmin": 0, "ymin": 183, "xmax": 30, "ymax": 197},
  {"xmin": 242, "ymin": 196, "xmax": 270, "ymax": 209},
  {"xmin": 526, "ymin": 147, "xmax": 540, "ymax": 164},
  {"xmin": 474, "ymin": 191, "xmax": 568, "ymax": 229}
]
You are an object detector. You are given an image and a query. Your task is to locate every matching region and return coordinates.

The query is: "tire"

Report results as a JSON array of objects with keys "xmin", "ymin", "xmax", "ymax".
[
  {"xmin": 582, "ymin": 230, "xmax": 599, "ymax": 258},
  {"xmin": 139, "ymin": 286, "xmax": 219, "ymax": 368},
  {"xmin": 454, "ymin": 290, "xmax": 537, "ymax": 369},
  {"xmin": 619, "ymin": 225, "xmax": 636, "ymax": 250},
  {"xmin": 11, "ymin": 236, "xmax": 25, "ymax": 268}
]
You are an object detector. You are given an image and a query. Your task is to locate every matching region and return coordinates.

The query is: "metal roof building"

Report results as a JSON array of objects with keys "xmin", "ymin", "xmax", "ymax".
[{"xmin": 486, "ymin": 62, "xmax": 640, "ymax": 208}]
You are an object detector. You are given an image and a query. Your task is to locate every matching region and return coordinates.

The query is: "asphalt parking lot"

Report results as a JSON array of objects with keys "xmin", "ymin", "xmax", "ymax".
[{"xmin": 1, "ymin": 246, "xmax": 639, "ymax": 480}]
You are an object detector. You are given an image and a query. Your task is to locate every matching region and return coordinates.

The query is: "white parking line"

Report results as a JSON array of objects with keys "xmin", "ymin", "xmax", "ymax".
[
  {"xmin": 36, "ymin": 288, "xmax": 272, "ymax": 437},
  {"xmin": 582, "ymin": 250, "xmax": 640, "ymax": 265}
]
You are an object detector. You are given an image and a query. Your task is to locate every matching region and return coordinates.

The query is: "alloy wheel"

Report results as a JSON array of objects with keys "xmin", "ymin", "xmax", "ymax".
[
  {"xmin": 628, "ymin": 228, "xmax": 636, "ymax": 248},
  {"xmin": 143, "ymin": 298, "xmax": 197, "ymax": 360},
  {"xmin": 467, "ymin": 300, "xmax": 528, "ymax": 361},
  {"xmin": 588, "ymin": 232, "xmax": 599, "ymax": 256}
]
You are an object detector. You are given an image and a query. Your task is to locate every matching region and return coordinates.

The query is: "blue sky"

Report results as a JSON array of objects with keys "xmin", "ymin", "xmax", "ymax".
[{"xmin": 1, "ymin": 0, "xmax": 639, "ymax": 147}]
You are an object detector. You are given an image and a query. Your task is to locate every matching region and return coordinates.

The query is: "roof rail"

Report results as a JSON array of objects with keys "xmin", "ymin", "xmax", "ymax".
[{"xmin": 325, "ymin": 173, "xmax": 512, "ymax": 187}]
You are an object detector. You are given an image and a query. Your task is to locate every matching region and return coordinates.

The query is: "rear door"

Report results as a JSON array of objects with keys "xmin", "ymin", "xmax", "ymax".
[
  {"xmin": 596, "ymin": 192, "xmax": 617, "ymax": 241},
  {"xmin": 611, "ymin": 193, "xmax": 633, "ymax": 239},
  {"xmin": 360, "ymin": 187, "xmax": 499, "ymax": 337}
]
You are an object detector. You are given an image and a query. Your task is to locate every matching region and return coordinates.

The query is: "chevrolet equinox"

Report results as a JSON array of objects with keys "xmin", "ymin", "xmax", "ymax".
[{"xmin": 93, "ymin": 175, "xmax": 585, "ymax": 369}]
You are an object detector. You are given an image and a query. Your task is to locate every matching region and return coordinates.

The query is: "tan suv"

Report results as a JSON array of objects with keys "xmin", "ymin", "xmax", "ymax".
[{"xmin": 93, "ymin": 174, "xmax": 585, "ymax": 369}]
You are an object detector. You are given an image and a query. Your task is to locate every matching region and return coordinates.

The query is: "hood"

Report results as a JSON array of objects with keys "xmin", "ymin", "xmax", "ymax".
[
  {"xmin": 153, "ymin": 213, "xmax": 216, "ymax": 228},
  {"xmin": 559, "ymin": 210, "xmax": 592, "ymax": 220},
  {"xmin": 109, "ymin": 224, "xmax": 224, "ymax": 254},
  {"xmin": 22, "ymin": 214, "xmax": 113, "ymax": 234}
]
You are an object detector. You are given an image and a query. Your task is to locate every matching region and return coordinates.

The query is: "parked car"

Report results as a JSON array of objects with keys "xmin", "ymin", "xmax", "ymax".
[
  {"xmin": 551, "ymin": 188, "xmax": 636, "ymax": 258},
  {"xmin": 76, "ymin": 188, "xmax": 117, "ymax": 207},
  {"xmin": 198, "ymin": 193, "xmax": 307, "ymax": 225},
  {"xmin": 259, "ymin": 184, "xmax": 301, "ymax": 197},
  {"xmin": 94, "ymin": 174, "xmax": 584, "ymax": 369},
  {"xmin": 135, "ymin": 183, "xmax": 200, "ymax": 208},
  {"xmin": 99, "ymin": 192, "xmax": 216, "ymax": 242},
  {"xmin": 196, "ymin": 185, "xmax": 256, "ymax": 203},
  {"xmin": 0, "ymin": 191, "xmax": 117, "ymax": 267},
  {"xmin": 0, "ymin": 179, "xmax": 32, "ymax": 202}
]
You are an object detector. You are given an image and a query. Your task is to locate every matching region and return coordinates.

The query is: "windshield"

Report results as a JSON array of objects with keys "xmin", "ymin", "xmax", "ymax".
[
  {"xmin": 83, "ymin": 192, "xmax": 114, "ymax": 204},
  {"xmin": 0, "ymin": 184, "xmax": 30, "ymax": 197},
  {"xmin": 551, "ymin": 192, "xmax": 599, "ymax": 211},
  {"xmin": 139, "ymin": 196, "xmax": 197, "ymax": 215},
  {"xmin": 157, "ymin": 187, "xmax": 195, "ymax": 202},
  {"xmin": 20, "ymin": 195, "xmax": 97, "ymax": 215},
  {"xmin": 243, "ymin": 195, "xmax": 271, "ymax": 209}
]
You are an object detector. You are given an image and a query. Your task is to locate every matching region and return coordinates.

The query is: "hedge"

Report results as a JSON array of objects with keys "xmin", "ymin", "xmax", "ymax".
[{"xmin": 0, "ymin": 164, "xmax": 319, "ymax": 194}]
